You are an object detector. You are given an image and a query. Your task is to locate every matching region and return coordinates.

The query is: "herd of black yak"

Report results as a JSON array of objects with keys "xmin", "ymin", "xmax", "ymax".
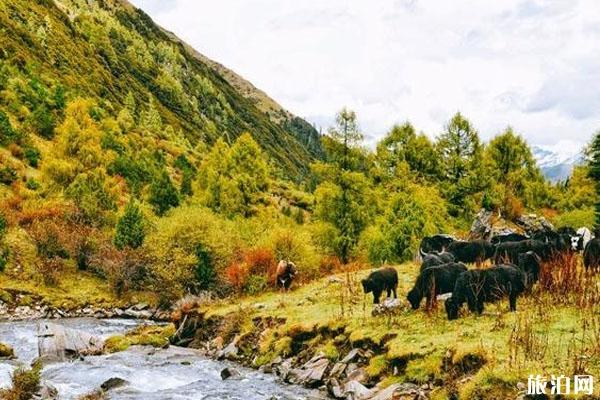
[{"xmin": 361, "ymin": 227, "xmax": 600, "ymax": 320}]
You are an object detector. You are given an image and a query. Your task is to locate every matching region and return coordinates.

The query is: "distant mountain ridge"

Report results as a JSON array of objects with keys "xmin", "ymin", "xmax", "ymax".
[{"xmin": 532, "ymin": 145, "xmax": 584, "ymax": 182}]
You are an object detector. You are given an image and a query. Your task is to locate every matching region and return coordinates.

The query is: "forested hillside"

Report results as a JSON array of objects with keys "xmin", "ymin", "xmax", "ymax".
[{"xmin": 0, "ymin": 0, "xmax": 321, "ymax": 182}]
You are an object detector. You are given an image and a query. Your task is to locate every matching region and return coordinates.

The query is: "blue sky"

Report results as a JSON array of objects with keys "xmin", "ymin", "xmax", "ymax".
[{"xmin": 130, "ymin": 0, "xmax": 600, "ymax": 155}]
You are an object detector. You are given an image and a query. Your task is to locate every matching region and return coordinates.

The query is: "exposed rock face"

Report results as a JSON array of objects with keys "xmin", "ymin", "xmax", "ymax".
[
  {"xmin": 470, "ymin": 209, "xmax": 524, "ymax": 240},
  {"xmin": 516, "ymin": 214, "xmax": 554, "ymax": 234}
]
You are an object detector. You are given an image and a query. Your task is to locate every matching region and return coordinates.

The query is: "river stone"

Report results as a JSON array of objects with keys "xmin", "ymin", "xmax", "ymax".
[
  {"xmin": 101, "ymin": 377, "xmax": 128, "ymax": 391},
  {"xmin": 344, "ymin": 380, "xmax": 373, "ymax": 400},
  {"xmin": 37, "ymin": 322, "xmax": 104, "ymax": 363},
  {"xmin": 217, "ymin": 338, "xmax": 239, "ymax": 361},
  {"xmin": 123, "ymin": 308, "xmax": 152, "ymax": 319},
  {"xmin": 220, "ymin": 367, "xmax": 242, "ymax": 380}
]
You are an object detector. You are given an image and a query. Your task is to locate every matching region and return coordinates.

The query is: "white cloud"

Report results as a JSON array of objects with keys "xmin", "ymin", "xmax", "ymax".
[{"xmin": 130, "ymin": 0, "xmax": 600, "ymax": 152}]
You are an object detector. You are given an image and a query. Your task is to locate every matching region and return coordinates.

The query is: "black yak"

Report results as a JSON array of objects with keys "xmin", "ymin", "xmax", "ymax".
[
  {"xmin": 517, "ymin": 251, "xmax": 541, "ymax": 287},
  {"xmin": 419, "ymin": 234, "xmax": 456, "ymax": 257},
  {"xmin": 583, "ymin": 238, "xmax": 600, "ymax": 272},
  {"xmin": 444, "ymin": 265, "xmax": 527, "ymax": 320},
  {"xmin": 361, "ymin": 267, "xmax": 398, "ymax": 304},
  {"xmin": 494, "ymin": 239, "xmax": 552, "ymax": 264},
  {"xmin": 490, "ymin": 233, "xmax": 528, "ymax": 245},
  {"xmin": 447, "ymin": 240, "xmax": 495, "ymax": 264},
  {"xmin": 407, "ymin": 262, "xmax": 468, "ymax": 309},
  {"xmin": 419, "ymin": 252, "xmax": 455, "ymax": 272}
]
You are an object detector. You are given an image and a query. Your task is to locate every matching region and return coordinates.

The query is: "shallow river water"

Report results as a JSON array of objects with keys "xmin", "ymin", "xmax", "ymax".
[{"xmin": 0, "ymin": 318, "xmax": 317, "ymax": 399}]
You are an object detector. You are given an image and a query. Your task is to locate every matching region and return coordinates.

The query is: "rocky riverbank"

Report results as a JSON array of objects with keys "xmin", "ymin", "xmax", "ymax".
[
  {"xmin": 0, "ymin": 288, "xmax": 170, "ymax": 322},
  {"xmin": 173, "ymin": 308, "xmax": 434, "ymax": 400}
]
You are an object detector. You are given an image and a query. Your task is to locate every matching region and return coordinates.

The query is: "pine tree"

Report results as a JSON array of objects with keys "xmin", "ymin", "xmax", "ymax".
[
  {"xmin": 587, "ymin": 131, "xmax": 600, "ymax": 232},
  {"xmin": 314, "ymin": 108, "xmax": 373, "ymax": 263},
  {"xmin": 149, "ymin": 170, "xmax": 179, "ymax": 216},
  {"xmin": 114, "ymin": 201, "xmax": 145, "ymax": 250},
  {"xmin": 436, "ymin": 112, "xmax": 485, "ymax": 217}
]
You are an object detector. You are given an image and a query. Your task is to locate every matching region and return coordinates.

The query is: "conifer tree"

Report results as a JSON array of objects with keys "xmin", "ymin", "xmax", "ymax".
[
  {"xmin": 149, "ymin": 170, "xmax": 179, "ymax": 216},
  {"xmin": 587, "ymin": 131, "xmax": 600, "ymax": 231},
  {"xmin": 114, "ymin": 201, "xmax": 145, "ymax": 250}
]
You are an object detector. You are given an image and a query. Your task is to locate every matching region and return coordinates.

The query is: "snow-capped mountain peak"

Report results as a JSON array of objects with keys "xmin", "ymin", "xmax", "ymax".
[{"xmin": 532, "ymin": 142, "xmax": 584, "ymax": 182}]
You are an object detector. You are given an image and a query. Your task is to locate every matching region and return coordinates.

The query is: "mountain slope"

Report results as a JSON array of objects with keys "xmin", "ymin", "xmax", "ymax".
[
  {"xmin": 0, "ymin": 0, "xmax": 321, "ymax": 180},
  {"xmin": 160, "ymin": 28, "xmax": 323, "ymax": 159},
  {"xmin": 532, "ymin": 146, "xmax": 583, "ymax": 182}
]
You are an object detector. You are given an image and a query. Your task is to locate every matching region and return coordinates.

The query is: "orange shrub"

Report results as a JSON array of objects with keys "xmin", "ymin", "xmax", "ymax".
[
  {"xmin": 243, "ymin": 247, "xmax": 276, "ymax": 276},
  {"xmin": 7, "ymin": 143, "xmax": 22, "ymax": 159},
  {"xmin": 319, "ymin": 256, "xmax": 342, "ymax": 276},
  {"xmin": 224, "ymin": 262, "xmax": 249, "ymax": 292}
]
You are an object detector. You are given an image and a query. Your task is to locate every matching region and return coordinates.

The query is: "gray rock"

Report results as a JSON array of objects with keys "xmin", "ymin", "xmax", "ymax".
[
  {"xmin": 132, "ymin": 303, "xmax": 149, "ymax": 311},
  {"xmin": 123, "ymin": 308, "xmax": 152, "ymax": 319},
  {"xmin": 288, "ymin": 354, "xmax": 330, "ymax": 388},
  {"xmin": 35, "ymin": 382, "xmax": 58, "ymax": 400},
  {"xmin": 217, "ymin": 338, "xmax": 239, "ymax": 361},
  {"xmin": 344, "ymin": 380, "xmax": 373, "ymax": 400},
  {"xmin": 329, "ymin": 362, "xmax": 346, "ymax": 378},
  {"xmin": 220, "ymin": 367, "xmax": 242, "ymax": 380},
  {"xmin": 346, "ymin": 367, "xmax": 368, "ymax": 384},
  {"xmin": 367, "ymin": 383, "xmax": 420, "ymax": 400},
  {"xmin": 372, "ymin": 298, "xmax": 403, "ymax": 316},
  {"xmin": 341, "ymin": 348, "xmax": 360, "ymax": 364},
  {"xmin": 100, "ymin": 377, "xmax": 128, "ymax": 391},
  {"xmin": 517, "ymin": 213, "xmax": 554, "ymax": 234},
  {"xmin": 469, "ymin": 209, "xmax": 495, "ymax": 240}
]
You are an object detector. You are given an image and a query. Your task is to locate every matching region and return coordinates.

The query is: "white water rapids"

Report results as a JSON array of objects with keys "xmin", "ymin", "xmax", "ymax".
[{"xmin": 0, "ymin": 318, "xmax": 318, "ymax": 399}]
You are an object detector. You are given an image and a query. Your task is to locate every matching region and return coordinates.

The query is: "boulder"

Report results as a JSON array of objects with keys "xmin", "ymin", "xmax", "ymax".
[
  {"xmin": 344, "ymin": 380, "xmax": 373, "ymax": 400},
  {"xmin": 288, "ymin": 353, "xmax": 330, "ymax": 388},
  {"xmin": 37, "ymin": 322, "xmax": 104, "ymax": 363},
  {"xmin": 516, "ymin": 214, "xmax": 554, "ymax": 234},
  {"xmin": 100, "ymin": 377, "xmax": 128, "ymax": 391},
  {"xmin": 217, "ymin": 337, "xmax": 240, "ymax": 361},
  {"xmin": 372, "ymin": 298, "xmax": 403, "ymax": 317},
  {"xmin": 274, "ymin": 358, "xmax": 293, "ymax": 380},
  {"xmin": 220, "ymin": 367, "xmax": 242, "ymax": 380}
]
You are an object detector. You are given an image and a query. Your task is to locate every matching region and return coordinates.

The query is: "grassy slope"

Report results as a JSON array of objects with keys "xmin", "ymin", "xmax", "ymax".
[
  {"xmin": 204, "ymin": 262, "xmax": 600, "ymax": 398},
  {"xmin": 0, "ymin": 268, "xmax": 157, "ymax": 310}
]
